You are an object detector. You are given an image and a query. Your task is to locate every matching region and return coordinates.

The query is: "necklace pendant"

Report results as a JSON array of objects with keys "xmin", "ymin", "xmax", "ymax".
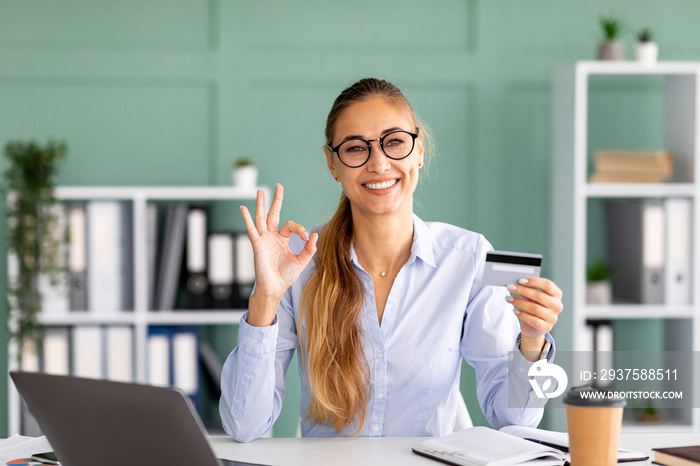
[{"xmin": 380, "ymin": 271, "xmax": 386, "ymax": 277}]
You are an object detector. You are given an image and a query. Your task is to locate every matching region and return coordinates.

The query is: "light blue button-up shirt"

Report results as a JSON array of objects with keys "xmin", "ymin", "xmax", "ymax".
[{"xmin": 220, "ymin": 215, "xmax": 554, "ymax": 442}]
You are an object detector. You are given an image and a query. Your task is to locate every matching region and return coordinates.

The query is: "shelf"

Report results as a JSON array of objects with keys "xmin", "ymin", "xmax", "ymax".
[
  {"xmin": 54, "ymin": 186, "xmax": 266, "ymax": 200},
  {"xmin": 39, "ymin": 313, "xmax": 137, "ymax": 326},
  {"xmin": 146, "ymin": 311, "xmax": 245, "ymax": 325},
  {"xmin": 583, "ymin": 183, "xmax": 695, "ymax": 198},
  {"xmin": 577, "ymin": 61, "xmax": 700, "ymax": 76},
  {"xmin": 37, "ymin": 311, "xmax": 246, "ymax": 326},
  {"xmin": 621, "ymin": 421, "xmax": 695, "ymax": 434},
  {"xmin": 584, "ymin": 305, "xmax": 695, "ymax": 320}
]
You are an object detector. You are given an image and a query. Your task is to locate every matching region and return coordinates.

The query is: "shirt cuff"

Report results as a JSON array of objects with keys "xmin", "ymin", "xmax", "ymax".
[
  {"xmin": 509, "ymin": 333, "xmax": 557, "ymax": 412},
  {"xmin": 512, "ymin": 332, "xmax": 556, "ymax": 370},
  {"xmin": 238, "ymin": 312, "xmax": 279, "ymax": 354}
]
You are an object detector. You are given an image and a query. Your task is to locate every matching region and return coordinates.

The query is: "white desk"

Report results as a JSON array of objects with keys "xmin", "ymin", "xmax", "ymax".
[{"xmin": 210, "ymin": 433, "xmax": 700, "ymax": 466}]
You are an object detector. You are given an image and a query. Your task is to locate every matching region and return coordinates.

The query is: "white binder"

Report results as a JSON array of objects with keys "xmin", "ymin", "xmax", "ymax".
[
  {"xmin": 106, "ymin": 326, "xmax": 134, "ymax": 383},
  {"xmin": 42, "ymin": 327, "xmax": 70, "ymax": 376},
  {"xmin": 664, "ymin": 198, "xmax": 693, "ymax": 305},
  {"xmin": 87, "ymin": 202, "xmax": 133, "ymax": 313},
  {"xmin": 38, "ymin": 203, "xmax": 70, "ymax": 315},
  {"xmin": 72, "ymin": 326, "xmax": 104, "ymax": 379}
]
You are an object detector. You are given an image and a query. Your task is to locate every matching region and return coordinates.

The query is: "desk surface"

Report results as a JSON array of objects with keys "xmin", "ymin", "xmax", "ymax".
[{"xmin": 210, "ymin": 433, "xmax": 700, "ymax": 466}]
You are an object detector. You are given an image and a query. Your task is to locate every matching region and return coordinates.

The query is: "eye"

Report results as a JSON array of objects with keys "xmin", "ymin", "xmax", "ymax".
[
  {"xmin": 342, "ymin": 141, "xmax": 367, "ymax": 153},
  {"xmin": 384, "ymin": 138, "xmax": 405, "ymax": 147}
]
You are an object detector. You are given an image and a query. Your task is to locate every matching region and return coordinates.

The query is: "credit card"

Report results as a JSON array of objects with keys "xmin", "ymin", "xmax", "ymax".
[{"xmin": 482, "ymin": 250, "xmax": 542, "ymax": 287}]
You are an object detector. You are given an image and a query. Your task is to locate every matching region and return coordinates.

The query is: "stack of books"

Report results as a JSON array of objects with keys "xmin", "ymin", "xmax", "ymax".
[
  {"xmin": 589, "ymin": 150, "xmax": 675, "ymax": 183},
  {"xmin": 653, "ymin": 445, "xmax": 700, "ymax": 465}
]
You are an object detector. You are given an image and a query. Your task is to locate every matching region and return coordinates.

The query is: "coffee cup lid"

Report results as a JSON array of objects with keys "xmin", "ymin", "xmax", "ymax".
[{"xmin": 563, "ymin": 385, "xmax": 627, "ymax": 407}]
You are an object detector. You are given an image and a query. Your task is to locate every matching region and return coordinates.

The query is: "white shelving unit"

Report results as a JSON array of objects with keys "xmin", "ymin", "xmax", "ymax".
[
  {"xmin": 552, "ymin": 61, "xmax": 700, "ymax": 432},
  {"xmin": 7, "ymin": 185, "xmax": 269, "ymax": 435}
]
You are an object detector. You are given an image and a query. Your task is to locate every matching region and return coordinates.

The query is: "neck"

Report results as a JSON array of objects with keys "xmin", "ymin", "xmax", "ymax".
[{"xmin": 351, "ymin": 206, "xmax": 414, "ymax": 277}]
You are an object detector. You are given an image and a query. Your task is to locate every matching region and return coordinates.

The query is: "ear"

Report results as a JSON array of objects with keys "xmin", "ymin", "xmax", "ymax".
[
  {"xmin": 416, "ymin": 130, "xmax": 425, "ymax": 167},
  {"xmin": 325, "ymin": 146, "xmax": 340, "ymax": 181}
]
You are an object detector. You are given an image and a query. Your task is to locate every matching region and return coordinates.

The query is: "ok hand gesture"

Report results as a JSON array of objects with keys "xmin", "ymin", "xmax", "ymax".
[{"xmin": 241, "ymin": 184, "xmax": 318, "ymax": 326}]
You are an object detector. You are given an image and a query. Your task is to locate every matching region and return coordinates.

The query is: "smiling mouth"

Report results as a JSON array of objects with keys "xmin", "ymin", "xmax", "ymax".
[{"xmin": 363, "ymin": 179, "xmax": 399, "ymax": 190}]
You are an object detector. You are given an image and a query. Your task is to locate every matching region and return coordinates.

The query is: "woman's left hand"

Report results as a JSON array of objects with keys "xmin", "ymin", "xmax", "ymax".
[{"xmin": 505, "ymin": 277, "xmax": 563, "ymax": 358}]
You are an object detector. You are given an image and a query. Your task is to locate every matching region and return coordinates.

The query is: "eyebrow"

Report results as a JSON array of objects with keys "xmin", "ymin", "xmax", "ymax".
[{"xmin": 340, "ymin": 127, "xmax": 405, "ymax": 143}]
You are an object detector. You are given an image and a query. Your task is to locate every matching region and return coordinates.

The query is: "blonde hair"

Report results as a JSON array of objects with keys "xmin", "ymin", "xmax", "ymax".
[{"xmin": 298, "ymin": 78, "xmax": 424, "ymax": 434}]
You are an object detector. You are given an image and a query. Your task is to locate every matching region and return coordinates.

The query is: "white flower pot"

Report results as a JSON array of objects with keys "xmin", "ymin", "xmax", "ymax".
[
  {"xmin": 233, "ymin": 166, "xmax": 258, "ymax": 191},
  {"xmin": 636, "ymin": 42, "xmax": 659, "ymax": 64},
  {"xmin": 587, "ymin": 280, "xmax": 612, "ymax": 305}
]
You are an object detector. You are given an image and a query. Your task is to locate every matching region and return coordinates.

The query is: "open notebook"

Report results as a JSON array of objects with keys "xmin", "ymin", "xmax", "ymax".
[{"xmin": 412, "ymin": 425, "xmax": 648, "ymax": 466}]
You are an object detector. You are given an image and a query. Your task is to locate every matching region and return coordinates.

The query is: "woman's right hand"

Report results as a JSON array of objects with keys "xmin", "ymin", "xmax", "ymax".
[{"xmin": 240, "ymin": 184, "xmax": 318, "ymax": 326}]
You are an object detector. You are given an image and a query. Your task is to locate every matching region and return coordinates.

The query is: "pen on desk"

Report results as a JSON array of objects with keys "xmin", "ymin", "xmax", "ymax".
[
  {"xmin": 29, "ymin": 454, "xmax": 60, "ymax": 465},
  {"xmin": 523, "ymin": 438, "xmax": 570, "ymax": 453}
]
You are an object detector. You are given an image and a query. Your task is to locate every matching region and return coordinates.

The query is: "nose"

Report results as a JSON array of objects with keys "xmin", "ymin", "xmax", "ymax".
[{"xmin": 366, "ymin": 139, "xmax": 391, "ymax": 173}]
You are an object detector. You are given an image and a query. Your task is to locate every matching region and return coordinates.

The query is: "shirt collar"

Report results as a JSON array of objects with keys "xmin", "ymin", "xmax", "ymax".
[{"xmin": 348, "ymin": 214, "xmax": 437, "ymax": 269}]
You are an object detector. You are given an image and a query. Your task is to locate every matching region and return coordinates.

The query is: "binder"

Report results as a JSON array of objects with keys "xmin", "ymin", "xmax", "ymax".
[
  {"xmin": 147, "ymin": 203, "xmax": 159, "ymax": 310},
  {"xmin": 155, "ymin": 204, "xmax": 188, "ymax": 310},
  {"xmin": 208, "ymin": 233, "xmax": 234, "ymax": 309},
  {"xmin": 199, "ymin": 340, "xmax": 223, "ymax": 398},
  {"xmin": 594, "ymin": 323, "xmax": 613, "ymax": 388},
  {"xmin": 234, "ymin": 233, "xmax": 255, "ymax": 307},
  {"xmin": 664, "ymin": 198, "xmax": 693, "ymax": 305},
  {"xmin": 106, "ymin": 326, "xmax": 134, "ymax": 383},
  {"xmin": 42, "ymin": 327, "xmax": 70, "ymax": 376},
  {"xmin": 146, "ymin": 326, "xmax": 201, "ymax": 412},
  {"xmin": 86, "ymin": 201, "xmax": 134, "ymax": 313},
  {"xmin": 20, "ymin": 339, "xmax": 42, "ymax": 435},
  {"xmin": 606, "ymin": 199, "xmax": 665, "ymax": 304},
  {"xmin": 69, "ymin": 202, "xmax": 88, "ymax": 312},
  {"xmin": 172, "ymin": 327, "xmax": 200, "ymax": 411},
  {"xmin": 185, "ymin": 207, "xmax": 209, "ymax": 309},
  {"xmin": 72, "ymin": 326, "xmax": 104, "ymax": 379},
  {"xmin": 39, "ymin": 203, "xmax": 70, "ymax": 315},
  {"xmin": 147, "ymin": 326, "xmax": 171, "ymax": 387}
]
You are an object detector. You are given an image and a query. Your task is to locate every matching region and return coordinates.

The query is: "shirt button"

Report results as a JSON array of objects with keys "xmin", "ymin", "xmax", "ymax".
[
  {"xmin": 372, "ymin": 425, "xmax": 380, "ymax": 433},
  {"xmin": 377, "ymin": 352, "xmax": 384, "ymax": 359},
  {"xmin": 377, "ymin": 392, "xmax": 385, "ymax": 399},
  {"xmin": 249, "ymin": 337, "xmax": 259, "ymax": 344}
]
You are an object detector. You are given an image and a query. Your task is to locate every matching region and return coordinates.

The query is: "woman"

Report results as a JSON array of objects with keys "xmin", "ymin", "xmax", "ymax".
[{"xmin": 220, "ymin": 78, "xmax": 563, "ymax": 442}]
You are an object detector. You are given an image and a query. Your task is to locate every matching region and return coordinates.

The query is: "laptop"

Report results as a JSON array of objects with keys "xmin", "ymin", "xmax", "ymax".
[{"xmin": 10, "ymin": 371, "xmax": 264, "ymax": 466}]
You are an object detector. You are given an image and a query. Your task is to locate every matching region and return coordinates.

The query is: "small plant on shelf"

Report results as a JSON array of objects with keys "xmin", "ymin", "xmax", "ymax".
[
  {"xmin": 598, "ymin": 16, "xmax": 624, "ymax": 61},
  {"xmin": 586, "ymin": 259, "xmax": 615, "ymax": 305},
  {"xmin": 232, "ymin": 156, "xmax": 258, "ymax": 191},
  {"xmin": 636, "ymin": 27, "xmax": 659, "ymax": 64},
  {"xmin": 2, "ymin": 140, "xmax": 67, "ymax": 366},
  {"xmin": 587, "ymin": 259, "xmax": 615, "ymax": 282}
]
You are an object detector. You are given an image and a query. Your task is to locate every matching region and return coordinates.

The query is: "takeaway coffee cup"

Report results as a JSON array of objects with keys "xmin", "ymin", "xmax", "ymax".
[{"xmin": 563, "ymin": 385, "xmax": 626, "ymax": 466}]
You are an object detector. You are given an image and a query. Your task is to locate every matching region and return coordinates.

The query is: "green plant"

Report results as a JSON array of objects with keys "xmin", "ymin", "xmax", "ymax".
[
  {"xmin": 2, "ymin": 140, "xmax": 67, "ymax": 365},
  {"xmin": 637, "ymin": 27, "xmax": 653, "ymax": 43},
  {"xmin": 600, "ymin": 17, "xmax": 622, "ymax": 40},
  {"xmin": 234, "ymin": 157, "xmax": 254, "ymax": 168},
  {"xmin": 586, "ymin": 258, "xmax": 615, "ymax": 282}
]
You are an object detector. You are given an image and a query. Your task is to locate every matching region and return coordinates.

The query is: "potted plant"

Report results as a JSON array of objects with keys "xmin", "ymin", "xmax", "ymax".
[
  {"xmin": 586, "ymin": 259, "xmax": 614, "ymax": 305},
  {"xmin": 232, "ymin": 157, "xmax": 258, "ymax": 191},
  {"xmin": 636, "ymin": 27, "xmax": 659, "ymax": 64},
  {"xmin": 635, "ymin": 401, "xmax": 664, "ymax": 423},
  {"xmin": 598, "ymin": 17, "xmax": 624, "ymax": 61},
  {"xmin": 3, "ymin": 140, "xmax": 67, "ymax": 366}
]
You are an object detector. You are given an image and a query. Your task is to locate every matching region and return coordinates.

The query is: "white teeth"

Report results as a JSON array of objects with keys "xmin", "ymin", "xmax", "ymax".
[{"xmin": 363, "ymin": 179, "xmax": 398, "ymax": 190}]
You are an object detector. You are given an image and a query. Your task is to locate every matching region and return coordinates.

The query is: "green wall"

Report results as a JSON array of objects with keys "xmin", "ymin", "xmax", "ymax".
[{"xmin": 2, "ymin": 0, "xmax": 700, "ymax": 437}]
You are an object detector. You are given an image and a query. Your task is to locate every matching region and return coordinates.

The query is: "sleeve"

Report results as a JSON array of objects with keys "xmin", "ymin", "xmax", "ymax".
[
  {"xmin": 219, "ymin": 288, "xmax": 298, "ymax": 443},
  {"xmin": 460, "ymin": 235, "xmax": 556, "ymax": 430}
]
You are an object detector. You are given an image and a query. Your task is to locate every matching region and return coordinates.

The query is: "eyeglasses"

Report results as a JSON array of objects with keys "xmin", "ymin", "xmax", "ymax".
[{"xmin": 327, "ymin": 130, "xmax": 419, "ymax": 168}]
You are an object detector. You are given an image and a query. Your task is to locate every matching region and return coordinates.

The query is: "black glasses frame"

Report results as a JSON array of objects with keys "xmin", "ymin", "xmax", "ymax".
[{"xmin": 327, "ymin": 130, "xmax": 419, "ymax": 168}]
